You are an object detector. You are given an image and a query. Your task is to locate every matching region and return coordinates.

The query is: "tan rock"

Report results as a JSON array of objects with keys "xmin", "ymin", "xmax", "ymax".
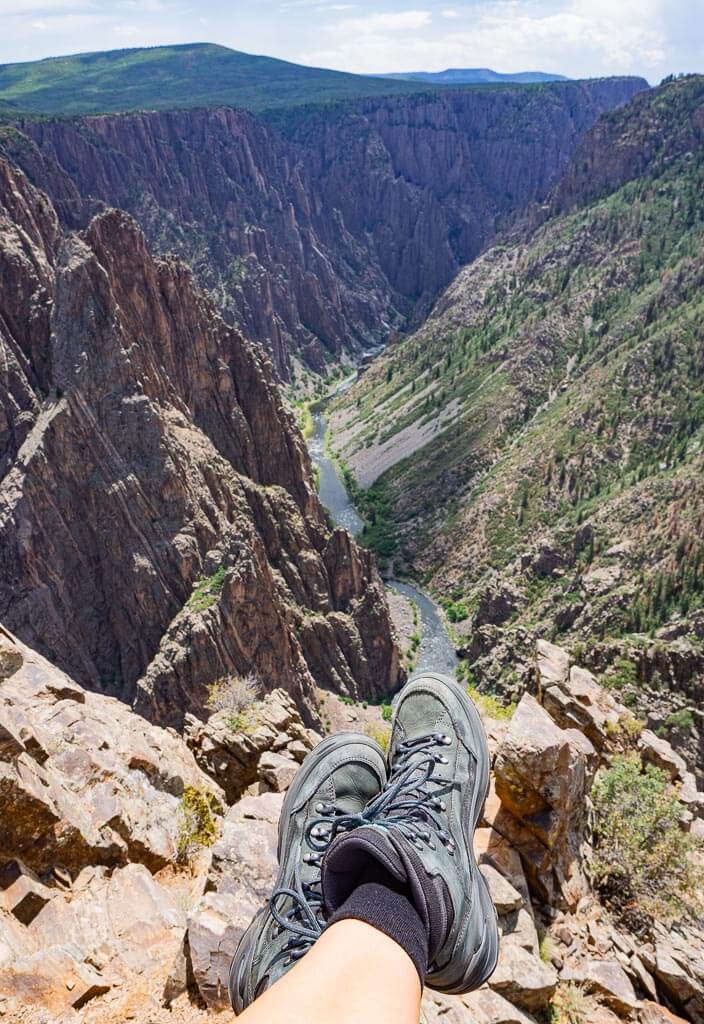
[
  {"xmin": 542, "ymin": 664, "xmax": 625, "ymax": 750},
  {"xmin": 461, "ymin": 986, "xmax": 538, "ymax": 1023},
  {"xmin": 536, "ymin": 640, "xmax": 570, "ymax": 687},
  {"xmin": 640, "ymin": 999, "xmax": 690, "ymax": 1024},
  {"xmin": 561, "ymin": 958, "xmax": 639, "ymax": 1013},
  {"xmin": 0, "ymin": 630, "xmax": 223, "ymax": 875},
  {"xmin": 0, "ymin": 861, "xmax": 52, "ymax": 925},
  {"xmin": 638, "ymin": 730, "xmax": 687, "ymax": 782},
  {"xmin": 185, "ymin": 689, "xmax": 314, "ymax": 803},
  {"xmin": 480, "ymin": 863, "xmax": 524, "ymax": 915},
  {"xmin": 258, "ymin": 751, "xmax": 299, "ymax": 792},
  {"xmin": 0, "ymin": 946, "xmax": 110, "ymax": 1013},
  {"xmin": 187, "ymin": 892, "xmax": 246, "ymax": 1008},
  {"xmin": 493, "ymin": 694, "xmax": 594, "ymax": 906},
  {"xmin": 500, "ymin": 906, "xmax": 540, "ymax": 957},
  {"xmin": 489, "ymin": 944, "xmax": 557, "ymax": 1011}
]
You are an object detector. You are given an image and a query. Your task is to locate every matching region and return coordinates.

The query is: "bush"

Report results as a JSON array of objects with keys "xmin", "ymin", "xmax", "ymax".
[
  {"xmin": 188, "ymin": 565, "xmax": 227, "ymax": 612},
  {"xmin": 467, "ymin": 685, "xmax": 516, "ymax": 721},
  {"xmin": 176, "ymin": 787, "xmax": 219, "ymax": 863},
  {"xmin": 444, "ymin": 600, "xmax": 469, "ymax": 623},
  {"xmin": 664, "ymin": 708, "xmax": 695, "ymax": 732},
  {"xmin": 206, "ymin": 673, "xmax": 261, "ymax": 730},
  {"xmin": 591, "ymin": 755, "xmax": 700, "ymax": 925},
  {"xmin": 380, "ymin": 703, "xmax": 393, "ymax": 722},
  {"xmin": 364, "ymin": 722, "xmax": 391, "ymax": 753}
]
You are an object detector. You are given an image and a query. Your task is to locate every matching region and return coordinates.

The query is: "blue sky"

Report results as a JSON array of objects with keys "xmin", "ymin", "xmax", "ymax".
[{"xmin": 0, "ymin": 0, "xmax": 702, "ymax": 81}]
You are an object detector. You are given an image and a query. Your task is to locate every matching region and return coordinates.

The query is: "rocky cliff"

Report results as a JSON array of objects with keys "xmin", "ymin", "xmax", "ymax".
[
  {"xmin": 330, "ymin": 76, "xmax": 704, "ymax": 773},
  {"xmin": 0, "ymin": 77, "xmax": 646, "ymax": 379},
  {"xmin": 1, "ymin": 627, "xmax": 702, "ymax": 1023},
  {"xmin": 0, "ymin": 156, "xmax": 401, "ymax": 726}
]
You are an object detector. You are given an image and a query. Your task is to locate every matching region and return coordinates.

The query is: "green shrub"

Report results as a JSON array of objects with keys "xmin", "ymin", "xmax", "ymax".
[
  {"xmin": 603, "ymin": 655, "xmax": 638, "ymax": 690},
  {"xmin": 591, "ymin": 755, "xmax": 700, "ymax": 925},
  {"xmin": 442, "ymin": 599, "xmax": 469, "ymax": 623},
  {"xmin": 188, "ymin": 566, "xmax": 227, "ymax": 612},
  {"xmin": 381, "ymin": 703, "xmax": 393, "ymax": 722},
  {"xmin": 664, "ymin": 708, "xmax": 695, "ymax": 731},
  {"xmin": 467, "ymin": 685, "xmax": 516, "ymax": 721},
  {"xmin": 364, "ymin": 722, "xmax": 391, "ymax": 753},
  {"xmin": 176, "ymin": 787, "xmax": 219, "ymax": 863}
]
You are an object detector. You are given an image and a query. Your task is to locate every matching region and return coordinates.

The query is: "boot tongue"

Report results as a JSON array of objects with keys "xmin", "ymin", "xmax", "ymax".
[{"xmin": 322, "ymin": 825, "xmax": 449, "ymax": 963}]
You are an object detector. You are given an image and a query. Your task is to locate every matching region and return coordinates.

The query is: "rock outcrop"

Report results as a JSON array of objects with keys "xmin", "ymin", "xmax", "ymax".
[
  {"xmin": 0, "ymin": 159, "xmax": 401, "ymax": 723},
  {"xmin": 1, "ymin": 77, "xmax": 646, "ymax": 377},
  {"xmin": 0, "ymin": 628, "xmax": 223, "ymax": 1017},
  {"xmin": 184, "ymin": 689, "xmax": 321, "ymax": 804},
  {"xmin": 1, "ymin": 629, "xmax": 703, "ymax": 1022}
]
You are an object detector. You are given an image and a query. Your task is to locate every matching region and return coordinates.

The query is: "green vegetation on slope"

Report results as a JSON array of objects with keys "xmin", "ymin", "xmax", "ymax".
[
  {"xmin": 331, "ymin": 75, "xmax": 704, "ymax": 665},
  {"xmin": 0, "ymin": 43, "xmax": 431, "ymax": 117}
]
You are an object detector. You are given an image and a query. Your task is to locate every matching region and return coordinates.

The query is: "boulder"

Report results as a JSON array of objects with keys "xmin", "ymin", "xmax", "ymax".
[
  {"xmin": 494, "ymin": 694, "xmax": 594, "ymax": 906},
  {"xmin": 184, "ymin": 689, "xmax": 316, "ymax": 803},
  {"xmin": 0, "ymin": 945, "xmax": 111, "ymax": 1013},
  {"xmin": 187, "ymin": 891, "xmax": 244, "ymax": 1008},
  {"xmin": 561, "ymin": 959, "xmax": 639, "ymax": 1013},
  {"xmin": 462, "ymin": 987, "xmax": 538, "ymax": 1024},
  {"xmin": 489, "ymin": 943, "xmax": 557, "ymax": 1011},
  {"xmin": 0, "ymin": 860, "xmax": 52, "ymax": 925},
  {"xmin": 258, "ymin": 750, "xmax": 299, "ymax": 793},
  {"xmin": 0, "ymin": 630, "xmax": 223, "ymax": 876},
  {"xmin": 542, "ymin": 665, "xmax": 626, "ymax": 750},
  {"xmin": 186, "ymin": 791, "xmax": 280, "ymax": 1007},
  {"xmin": 640, "ymin": 1000, "xmax": 690, "ymax": 1024},
  {"xmin": 479, "ymin": 863, "xmax": 524, "ymax": 915},
  {"xmin": 653, "ymin": 928, "xmax": 704, "ymax": 1020},
  {"xmin": 536, "ymin": 640, "xmax": 570, "ymax": 687},
  {"xmin": 638, "ymin": 731, "xmax": 687, "ymax": 782}
]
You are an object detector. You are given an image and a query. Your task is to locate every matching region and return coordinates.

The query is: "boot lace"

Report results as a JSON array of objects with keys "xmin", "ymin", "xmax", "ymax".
[
  {"xmin": 269, "ymin": 800, "xmax": 368, "ymax": 964},
  {"xmin": 359, "ymin": 733, "xmax": 456, "ymax": 854}
]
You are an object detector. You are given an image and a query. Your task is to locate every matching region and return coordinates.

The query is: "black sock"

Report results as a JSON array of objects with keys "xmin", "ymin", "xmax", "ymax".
[{"xmin": 324, "ymin": 864, "xmax": 429, "ymax": 985}]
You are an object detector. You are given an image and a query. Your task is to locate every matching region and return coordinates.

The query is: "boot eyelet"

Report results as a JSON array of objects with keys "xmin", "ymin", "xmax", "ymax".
[{"xmin": 314, "ymin": 802, "xmax": 325, "ymax": 813}]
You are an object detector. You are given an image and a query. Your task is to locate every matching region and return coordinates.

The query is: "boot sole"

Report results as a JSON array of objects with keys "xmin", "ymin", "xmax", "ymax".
[
  {"xmin": 396, "ymin": 671, "xmax": 500, "ymax": 994},
  {"xmin": 229, "ymin": 731, "xmax": 387, "ymax": 1013}
]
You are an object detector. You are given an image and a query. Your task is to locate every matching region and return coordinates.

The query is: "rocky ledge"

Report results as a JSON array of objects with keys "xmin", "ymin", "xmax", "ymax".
[{"xmin": 2, "ymin": 627, "xmax": 701, "ymax": 1023}]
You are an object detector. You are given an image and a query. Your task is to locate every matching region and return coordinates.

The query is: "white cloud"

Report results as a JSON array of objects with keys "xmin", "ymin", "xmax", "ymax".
[
  {"xmin": 300, "ymin": 0, "xmax": 672, "ymax": 77},
  {"xmin": 330, "ymin": 9, "xmax": 431, "ymax": 35}
]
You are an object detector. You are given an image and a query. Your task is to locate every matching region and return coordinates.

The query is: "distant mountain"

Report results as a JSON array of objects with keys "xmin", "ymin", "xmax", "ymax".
[
  {"xmin": 383, "ymin": 68, "xmax": 570, "ymax": 85},
  {"xmin": 0, "ymin": 42, "xmax": 430, "ymax": 117}
]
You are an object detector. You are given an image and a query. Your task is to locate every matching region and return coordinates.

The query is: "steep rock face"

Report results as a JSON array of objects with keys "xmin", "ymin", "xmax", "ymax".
[
  {"xmin": 1, "ymin": 77, "xmax": 646, "ymax": 377},
  {"xmin": 0, "ymin": 159, "xmax": 400, "ymax": 723}
]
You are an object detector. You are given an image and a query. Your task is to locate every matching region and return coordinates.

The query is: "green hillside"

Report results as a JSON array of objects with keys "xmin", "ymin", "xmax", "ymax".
[
  {"xmin": 0, "ymin": 42, "xmax": 429, "ymax": 116},
  {"xmin": 330, "ymin": 75, "xmax": 704, "ymax": 695}
]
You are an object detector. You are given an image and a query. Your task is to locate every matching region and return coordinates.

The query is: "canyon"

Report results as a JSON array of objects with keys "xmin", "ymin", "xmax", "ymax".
[
  {"xmin": 0, "ymin": 52, "xmax": 702, "ymax": 1024},
  {"xmin": 331, "ymin": 75, "xmax": 704, "ymax": 780},
  {"xmin": 1, "ymin": 76, "xmax": 645, "ymax": 378}
]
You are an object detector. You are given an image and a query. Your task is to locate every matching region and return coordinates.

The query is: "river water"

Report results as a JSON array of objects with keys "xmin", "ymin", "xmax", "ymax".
[{"xmin": 308, "ymin": 397, "xmax": 458, "ymax": 676}]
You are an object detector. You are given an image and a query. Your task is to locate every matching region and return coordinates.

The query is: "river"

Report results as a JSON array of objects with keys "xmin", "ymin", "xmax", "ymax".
[{"xmin": 308, "ymin": 394, "xmax": 458, "ymax": 676}]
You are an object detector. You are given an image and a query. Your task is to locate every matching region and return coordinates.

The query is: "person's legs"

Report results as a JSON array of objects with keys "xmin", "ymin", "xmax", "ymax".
[{"xmin": 235, "ymin": 919, "xmax": 422, "ymax": 1024}]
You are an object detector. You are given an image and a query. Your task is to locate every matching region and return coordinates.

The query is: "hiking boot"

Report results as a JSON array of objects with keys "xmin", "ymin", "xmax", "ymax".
[
  {"xmin": 229, "ymin": 732, "xmax": 387, "ymax": 1013},
  {"xmin": 321, "ymin": 672, "xmax": 499, "ymax": 993}
]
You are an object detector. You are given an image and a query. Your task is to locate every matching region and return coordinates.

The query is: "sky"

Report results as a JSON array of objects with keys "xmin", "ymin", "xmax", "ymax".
[{"xmin": 0, "ymin": 0, "xmax": 702, "ymax": 82}]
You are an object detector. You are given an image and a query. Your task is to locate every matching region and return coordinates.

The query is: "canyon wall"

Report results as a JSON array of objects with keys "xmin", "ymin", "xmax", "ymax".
[
  {"xmin": 1, "ymin": 76, "xmax": 646, "ymax": 377},
  {"xmin": 0, "ymin": 157, "xmax": 401, "ymax": 725}
]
